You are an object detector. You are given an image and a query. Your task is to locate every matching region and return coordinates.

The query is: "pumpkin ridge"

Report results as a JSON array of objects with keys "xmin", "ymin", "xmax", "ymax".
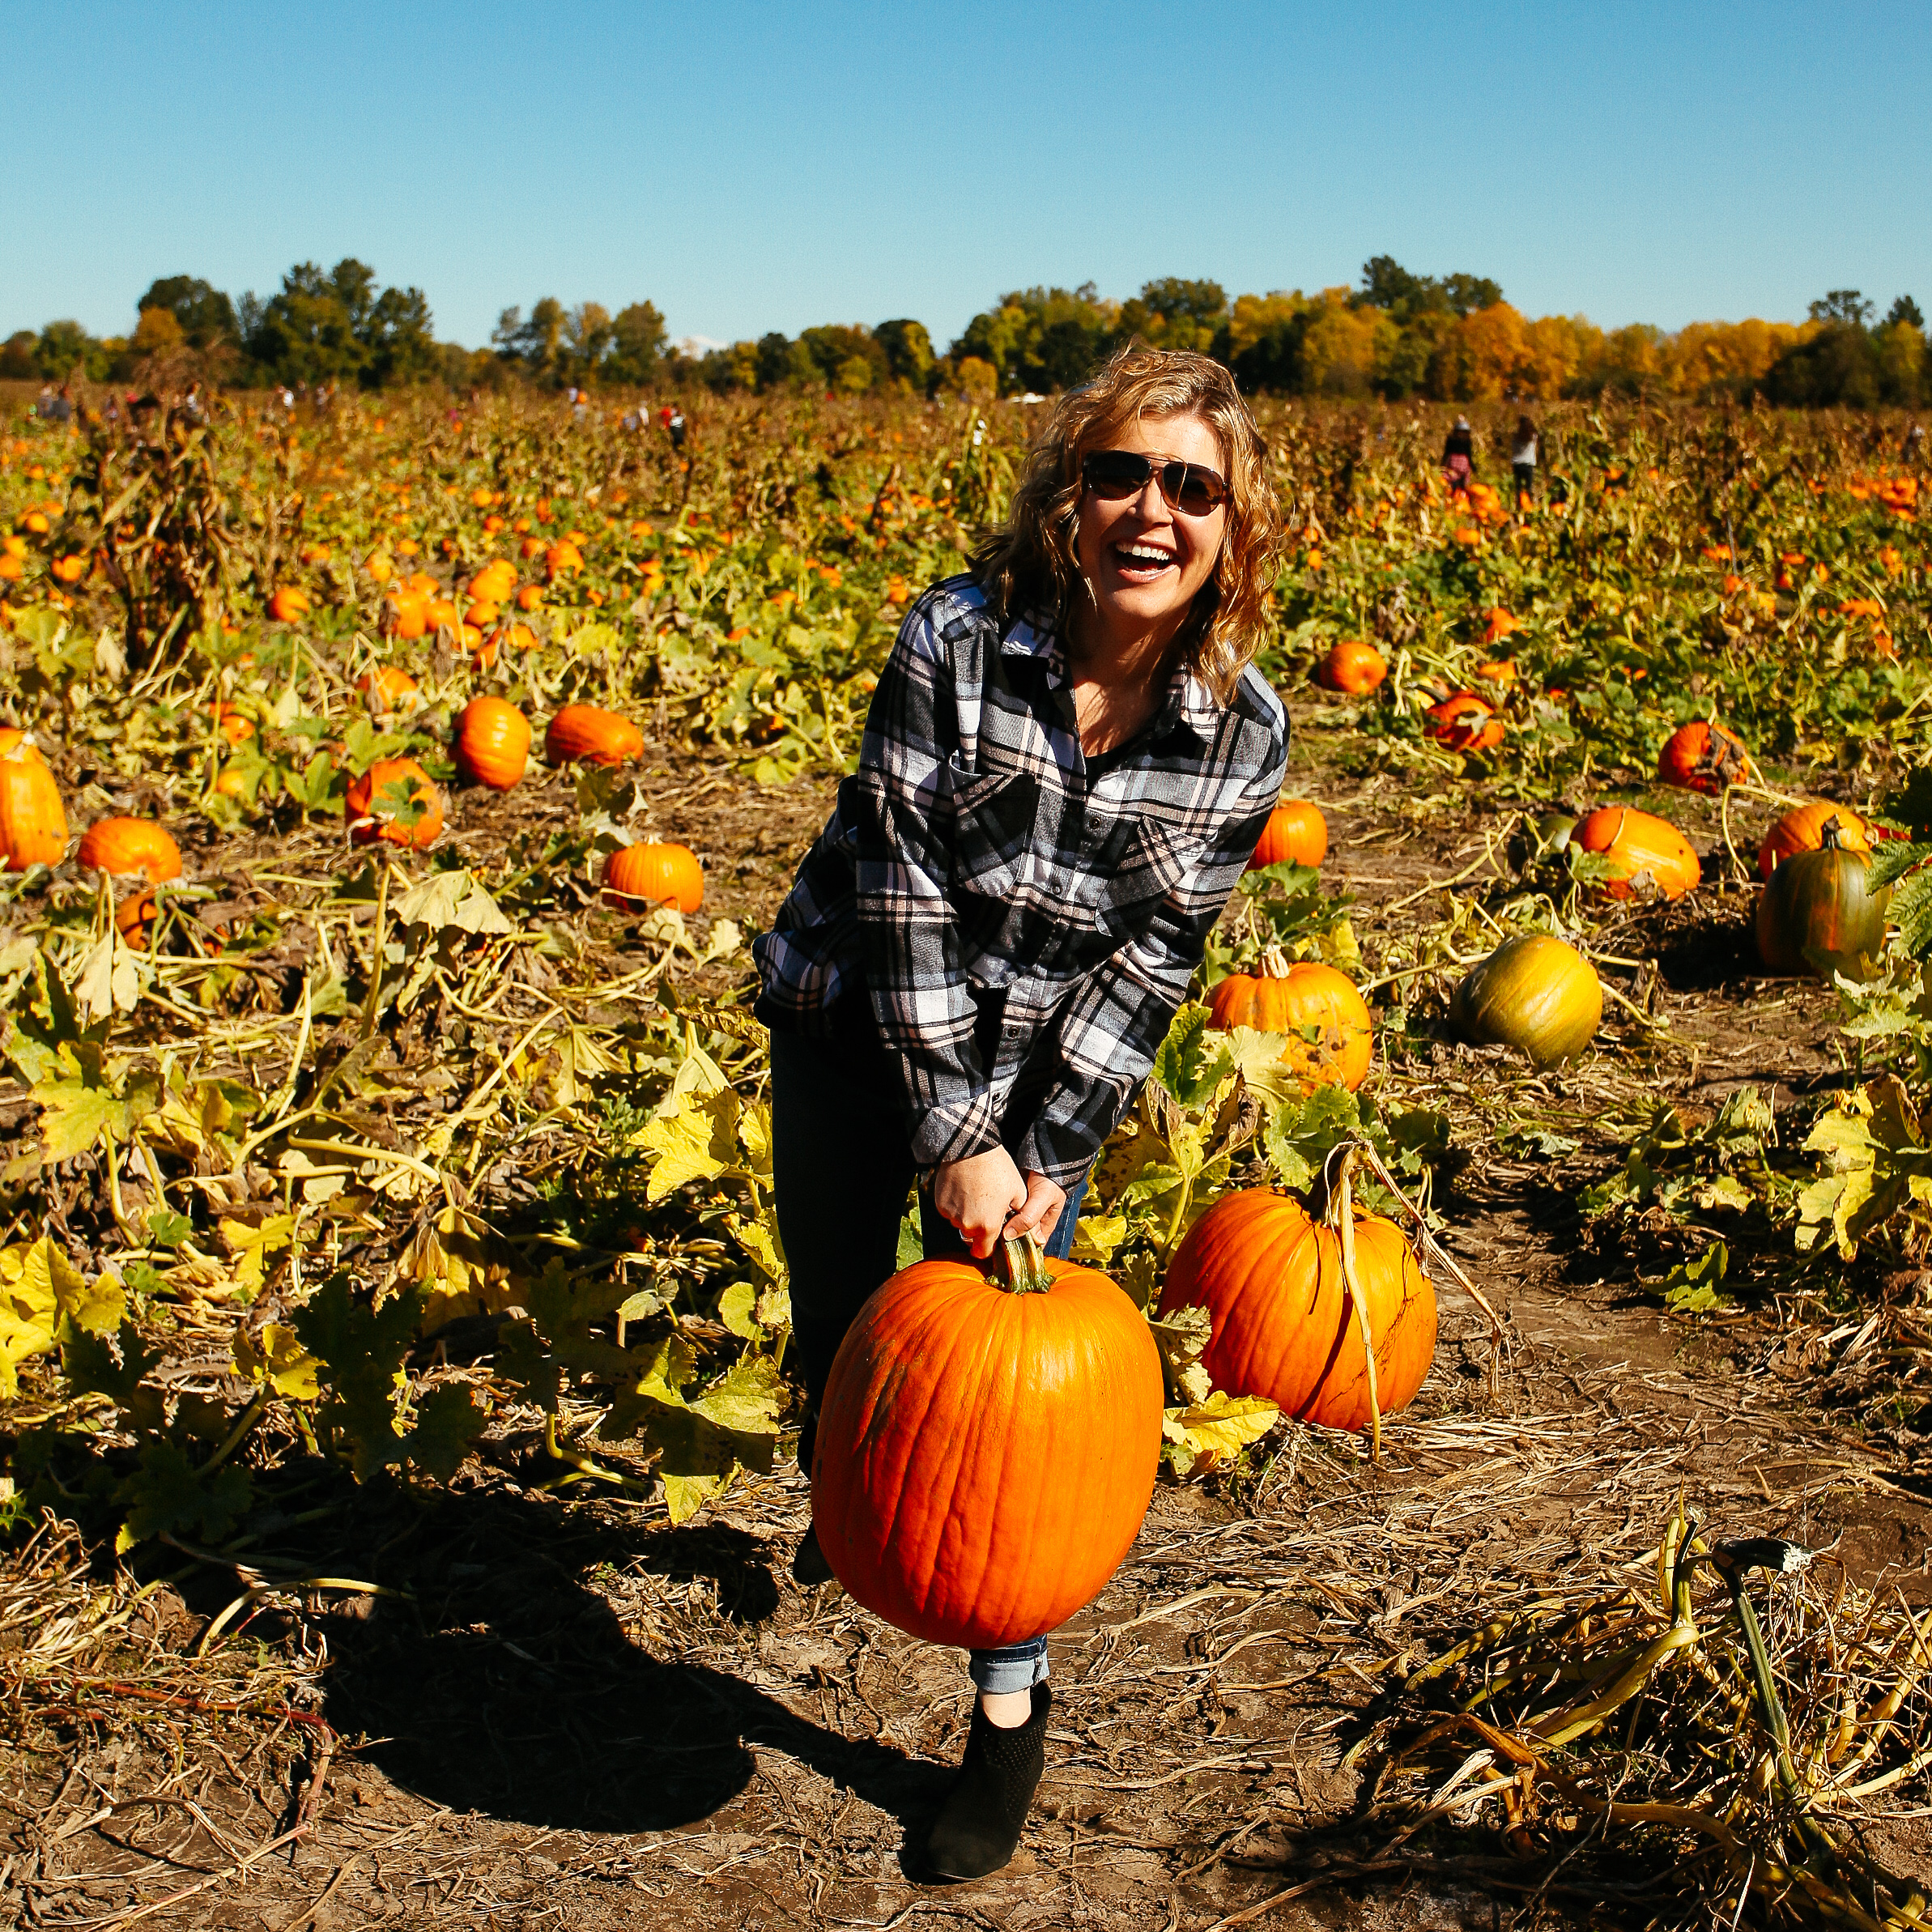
[{"xmin": 886, "ymin": 1276, "xmax": 983, "ymax": 1623}]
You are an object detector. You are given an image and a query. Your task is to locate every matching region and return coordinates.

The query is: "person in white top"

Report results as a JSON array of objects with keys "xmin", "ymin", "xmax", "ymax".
[{"xmin": 1512, "ymin": 415, "xmax": 1538, "ymax": 504}]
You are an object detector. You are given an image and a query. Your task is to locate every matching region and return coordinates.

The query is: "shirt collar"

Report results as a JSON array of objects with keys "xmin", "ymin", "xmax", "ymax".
[{"xmin": 1002, "ymin": 613, "xmax": 1221, "ymax": 743}]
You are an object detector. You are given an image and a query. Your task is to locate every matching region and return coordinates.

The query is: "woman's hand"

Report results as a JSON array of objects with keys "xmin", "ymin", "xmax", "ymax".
[
  {"xmin": 1004, "ymin": 1171, "xmax": 1066, "ymax": 1246},
  {"xmin": 933, "ymin": 1147, "xmax": 1028, "ymax": 1259}
]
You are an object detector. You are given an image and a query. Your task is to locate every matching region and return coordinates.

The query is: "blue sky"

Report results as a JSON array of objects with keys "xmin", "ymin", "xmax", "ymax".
[{"xmin": 11, "ymin": 1, "xmax": 1930, "ymax": 351}]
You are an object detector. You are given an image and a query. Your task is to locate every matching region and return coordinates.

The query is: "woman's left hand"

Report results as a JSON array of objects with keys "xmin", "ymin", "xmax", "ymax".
[{"xmin": 1003, "ymin": 1171, "xmax": 1066, "ymax": 1245}]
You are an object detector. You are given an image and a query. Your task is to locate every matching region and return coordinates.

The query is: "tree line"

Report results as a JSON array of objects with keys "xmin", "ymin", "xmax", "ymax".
[{"xmin": 5, "ymin": 257, "xmax": 1926, "ymax": 408}]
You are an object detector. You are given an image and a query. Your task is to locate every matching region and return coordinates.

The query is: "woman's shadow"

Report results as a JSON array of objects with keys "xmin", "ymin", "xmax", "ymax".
[{"xmin": 317, "ymin": 1482, "xmax": 952, "ymax": 1841}]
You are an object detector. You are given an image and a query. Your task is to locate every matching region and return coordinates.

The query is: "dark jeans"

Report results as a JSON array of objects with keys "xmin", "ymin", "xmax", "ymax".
[
  {"xmin": 1513, "ymin": 462, "xmax": 1536, "ymax": 500},
  {"xmin": 769, "ymin": 1020, "xmax": 1087, "ymax": 1692}
]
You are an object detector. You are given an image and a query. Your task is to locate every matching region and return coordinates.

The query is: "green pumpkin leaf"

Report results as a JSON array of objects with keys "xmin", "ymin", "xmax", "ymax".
[{"xmin": 406, "ymin": 1384, "xmax": 489, "ymax": 1482}]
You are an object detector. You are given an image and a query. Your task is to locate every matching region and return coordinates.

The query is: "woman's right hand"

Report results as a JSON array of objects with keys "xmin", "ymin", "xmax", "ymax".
[{"xmin": 933, "ymin": 1147, "xmax": 1028, "ymax": 1259}]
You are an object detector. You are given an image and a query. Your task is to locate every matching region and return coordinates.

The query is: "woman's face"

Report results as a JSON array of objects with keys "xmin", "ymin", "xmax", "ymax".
[{"xmin": 1074, "ymin": 411, "xmax": 1228, "ymax": 647}]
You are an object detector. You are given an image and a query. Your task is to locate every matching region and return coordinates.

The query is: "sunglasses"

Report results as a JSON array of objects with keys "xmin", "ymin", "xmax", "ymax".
[{"xmin": 1080, "ymin": 448, "xmax": 1230, "ymax": 516}]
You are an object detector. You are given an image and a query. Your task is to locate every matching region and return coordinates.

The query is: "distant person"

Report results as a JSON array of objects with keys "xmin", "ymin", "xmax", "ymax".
[
  {"xmin": 1905, "ymin": 422, "xmax": 1925, "ymax": 465},
  {"xmin": 53, "ymin": 383, "xmax": 74, "ymax": 423},
  {"xmin": 35, "ymin": 383, "xmax": 57, "ymax": 420},
  {"xmin": 1511, "ymin": 415, "xmax": 1538, "ymax": 503},
  {"xmin": 662, "ymin": 403, "xmax": 686, "ymax": 453},
  {"xmin": 1441, "ymin": 415, "xmax": 1475, "ymax": 490}
]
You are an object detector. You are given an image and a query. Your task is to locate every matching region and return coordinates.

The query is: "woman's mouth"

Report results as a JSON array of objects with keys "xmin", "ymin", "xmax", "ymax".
[{"xmin": 1109, "ymin": 541, "xmax": 1177, "ymax": 583}]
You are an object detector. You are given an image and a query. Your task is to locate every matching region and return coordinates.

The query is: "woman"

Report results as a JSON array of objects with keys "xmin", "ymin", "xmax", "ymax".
[
  {"xmin": 1440, "ymin": 415, "xmax": 1475, "ymax": 489},
  {"xmin": 1511, "ymin": 414, "xmax": 1538, "ymax": 504},
  {"xmin": 754, "ymin": 345, "xmax": 1287, "ymax": 1878}
]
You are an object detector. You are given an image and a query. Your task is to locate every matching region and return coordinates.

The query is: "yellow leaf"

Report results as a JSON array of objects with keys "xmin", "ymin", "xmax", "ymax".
[
  {"xmin": 219, "ymin": 1215, "xmax": 298, "ymax": 1300},
  {"xmin": 1070, "ymin": 1212, "xmax": 1127, "ymax": 1266},
  {"xmin": 717, "ymin": 1282, "xmax": 760, "ymax": 1339},
  {"xmin": 737, "ymin": 1100, "xmax": 773, "ymax": 1178},
  {"xmin": 726, "ymin": 1208, "xmax": 785, "ymax": 1283},
  {"xmin": 234, "ymin": 1322, "xmax": 321, "ymax": 1399},
  {"xmin": 1162, "ymin": 1390, "xmax": 1280, "ymax": 1458},
  {"xmin": 639, "ymin": 1088, "xmax": 738, "ymax": 1202}
]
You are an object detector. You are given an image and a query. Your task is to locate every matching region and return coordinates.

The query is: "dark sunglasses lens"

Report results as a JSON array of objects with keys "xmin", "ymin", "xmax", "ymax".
[
  {"xmin": 1168, "ymin": 466, "xmax": 1222, "ymax": 513},
  {"xmin": 1083, "ymin": 451, "xmax": 1153, "ymax": 497}
]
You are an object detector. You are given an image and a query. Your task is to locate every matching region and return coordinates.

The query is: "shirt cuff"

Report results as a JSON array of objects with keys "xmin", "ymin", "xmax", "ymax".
[{"xmin": 909, "ymin": 1088, "xmax": 1006, "ymax": 1170}]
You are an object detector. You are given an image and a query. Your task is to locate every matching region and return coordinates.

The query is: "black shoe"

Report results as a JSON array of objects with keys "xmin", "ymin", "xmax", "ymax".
[
  {"xmin": 926, "ymin": 1685, "xmax": 1050, "ymax": 1880},
  {"xmin": 790, "ymin": 1522, "xmax": 835, "ymax": 1588}
]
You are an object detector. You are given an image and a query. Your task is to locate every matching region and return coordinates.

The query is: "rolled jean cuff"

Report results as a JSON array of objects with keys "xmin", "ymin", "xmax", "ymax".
[{"xmin": 968, "ymin": 1636, "xmax": 1049, "ymax": 1696}]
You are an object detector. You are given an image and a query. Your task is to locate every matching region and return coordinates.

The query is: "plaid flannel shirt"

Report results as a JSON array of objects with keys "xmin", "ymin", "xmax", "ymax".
[{"xmin": 753, "ymin": 575, "xmax": 1287, "ymax": 1188}]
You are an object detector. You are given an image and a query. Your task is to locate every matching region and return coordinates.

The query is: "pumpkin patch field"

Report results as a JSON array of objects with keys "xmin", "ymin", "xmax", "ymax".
[{"xmin": 2, "ymin": 385, "xmax": 1930, "ymax": 1930}]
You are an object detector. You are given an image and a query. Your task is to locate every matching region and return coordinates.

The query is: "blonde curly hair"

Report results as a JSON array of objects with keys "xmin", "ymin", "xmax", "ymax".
[{"xmin": 971, "ymin": 345, "xmax": 1283, "ymax": 704}]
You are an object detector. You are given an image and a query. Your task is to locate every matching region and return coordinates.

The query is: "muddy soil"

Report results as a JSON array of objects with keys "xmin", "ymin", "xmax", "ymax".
[{"xmin": 6, "ymin": 708, "xmax": 1930, "ymax": 1931}]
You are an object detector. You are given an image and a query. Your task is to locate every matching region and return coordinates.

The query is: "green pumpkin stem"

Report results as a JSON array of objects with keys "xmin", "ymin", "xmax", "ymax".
[{"xmin": 994, "ymin": 1231, "xmax": 1054, "ymax": 1295}]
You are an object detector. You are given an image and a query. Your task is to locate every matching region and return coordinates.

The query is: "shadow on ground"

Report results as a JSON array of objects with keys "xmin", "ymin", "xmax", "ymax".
[{"xmin": 314, "ymin": 1483, "xmax": 951, "ymax": 1837}]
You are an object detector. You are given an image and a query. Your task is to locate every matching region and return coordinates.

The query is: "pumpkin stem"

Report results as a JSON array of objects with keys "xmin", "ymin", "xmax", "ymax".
[
  {"xmin": 994, "ymin": 1232, "xmax": 1055, "ymax": 1295},
  {"xmin": 1321, "ymin": 1142, "xmax": 1383, "ymax": 1462},
  {"xmin": 1259, "ymin": 942, "xmax": 1292, "ymax": 979},
  {"xmin": 1819, "ymin": 814, "xmax": 1844, "ymax": 851}
]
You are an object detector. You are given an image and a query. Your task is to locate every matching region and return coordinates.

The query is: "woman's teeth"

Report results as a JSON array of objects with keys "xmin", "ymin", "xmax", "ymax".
[{"xmin": 1114, "ymin": 544, "xmax": 1174, "ymax": 569}]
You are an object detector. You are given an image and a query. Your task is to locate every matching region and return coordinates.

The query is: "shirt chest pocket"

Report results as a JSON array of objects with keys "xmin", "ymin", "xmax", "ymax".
[
  {"xmin": 947, "ymin": 763, "xmax": 1040, "ymax": 902},
  {"xmin": 1084, "ymin": 817, "xmax": 1201, "ymax": 935}
]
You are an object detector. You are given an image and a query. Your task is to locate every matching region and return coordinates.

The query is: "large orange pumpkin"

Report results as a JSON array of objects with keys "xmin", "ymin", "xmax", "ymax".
[
  {"xmin": 1658, "ymin": 720, "xmax": 1754, "ymax": 796},
  {"xmin": 1249, "ymin": 798, "xmax": 1327, "ymax": 870},
  {"xmin": 0, "ymin": 731, "xmax": 67, "ymax": 870},
  {"xmin": 812, "ymin": 1236, "xmax": 1163, "ymax": 1649},
  {"xmin": 345, "ymin": 759, "xmax": 443, "ymax": 849},
  {"xmin": 1206, "ymin": 950, "xmax": 1372, "ymax": 1093},
  {"xmin": 455, "ymin": 697, "xmax": 530, "ymax": 791},
  {"xmin": 603, "ymin": 840, "xmax": 704, "ymax": 913},
  {"xmin": 1572, "ymin": 806, "xmax": 1700, "ymax": 900},
  {"xmin": 1158, "ymin": 1173, "xmax": 1436, "ymax": 1439},
  {"xmin": 546, "ymin": 704, "xmax": 644, "ymax": 767},
  {"xmin": 1757, "ymin": 801, "xmax": 1872, "ymax": 879},
  {"xmin": 1315, "ymin": 638, "xmax": 1386, "ymax": 694}
]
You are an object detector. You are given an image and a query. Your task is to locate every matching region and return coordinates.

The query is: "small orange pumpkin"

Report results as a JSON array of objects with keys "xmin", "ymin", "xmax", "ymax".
[
  {"xmin": 1426, "ymin": 691, "xmax": 1505, "ymax": 753},
  {"xmin": 1205, "ymin": 949, "xmax": 1372, "ymax": 1092},
  {"xmin": 77, "ymin": 819, "xmax": 182, "ymax": 949},
  {"xmin": 213, "ymin": 702, "xmax": 255, "ymax": 746},
  {"xmin": 355, "ymin": 666, "xmax": 420, "ymax": 715},
  {"xmin": 604, "ymin": 840, "xmax": 704, "ymax": 913},
  {"xmin": 0, "ymin": 731, "xmax": 67, "ymax": 870},
  {"xmin": 1249, "ymin": 798, "xmax": 1328, "ymax": 870},
  {"xmin": 1658, "ymin": 719, "xmax": 1754, "ymax": 795},
  {"xmin": 345, "ymin": 758, "xmax": 443, "ymax": 849},
  {"xmin": 1572, "ymin": 806, "xmax": 1700, "ymax": 900},
  {"xmin": 547, "ymin": 704, "xmax": 645, "ymax": 768},
  {"xmin": 268, "ymin": 585, "xmax": 311, "ymax": 623},
  {"xmin": 1315, "ymin": 638, "xmax": 1387, "ymax": 694},
  {"xmin": 76, "ymin": 817, "xmax": 181, "ymax": 883},
  {"xmin": 455, "ymin": 697, "xmax": 530, "ymax": 792}
]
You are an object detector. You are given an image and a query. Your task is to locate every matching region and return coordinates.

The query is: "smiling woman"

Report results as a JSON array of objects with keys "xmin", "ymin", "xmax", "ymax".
[{"xmin": 752, "ymin": 345, "xmax": 1287, "ymax": 1879}]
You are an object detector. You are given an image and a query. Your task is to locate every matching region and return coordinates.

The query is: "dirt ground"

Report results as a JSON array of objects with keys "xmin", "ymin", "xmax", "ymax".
[{"xmin": 6, "ymin": 708, "xmax": 1931, "ymax": 1930}]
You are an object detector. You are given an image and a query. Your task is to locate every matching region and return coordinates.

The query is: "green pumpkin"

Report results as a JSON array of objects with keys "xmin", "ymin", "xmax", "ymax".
[
  {"xmin": 1449, "ymin": 933, "xmax": 1602, "ymax": 1067},
  {"xmin": 1754, "ymin": 831, "xmax": 1890, "ymax": 979}
]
